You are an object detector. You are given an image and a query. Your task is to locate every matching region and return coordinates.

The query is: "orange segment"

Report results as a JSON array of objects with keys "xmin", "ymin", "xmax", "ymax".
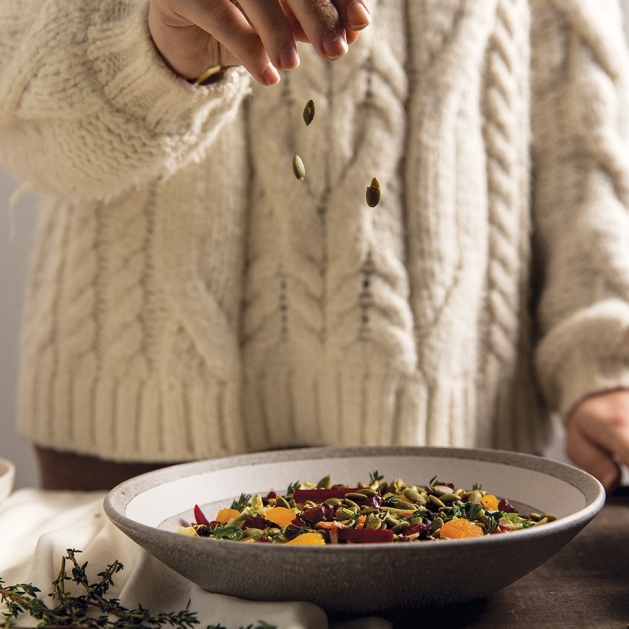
[
  {"xmin": 440, "ymin": 518, "xmax": 484, "ymax": 539},
  {"xmin": 285, "ymin": 532, "xmax": 326, "ymax": 546},
  {"xmin": 265, "ymin": 507, "xmax": 297, "ymax": 527},
  {"xmin": 215, "ymin": 508, "xmax": 241, "ymax": 523},
  {"xmin": 480, "ymin": 494, "xmax": 499, "ymax": 511}
]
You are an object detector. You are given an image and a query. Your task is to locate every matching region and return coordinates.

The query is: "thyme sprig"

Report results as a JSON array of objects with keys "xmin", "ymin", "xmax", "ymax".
[{"xmin": 0, "ymin": 549, "xmax": 275, "ymax": 629}]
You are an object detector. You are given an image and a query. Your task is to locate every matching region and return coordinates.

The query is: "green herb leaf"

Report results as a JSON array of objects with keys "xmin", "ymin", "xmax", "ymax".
[
  {"xmin": 369, "ymin": 470, "xmax": 384, "ymax": 484},
  {"xmin": 230, "ymin": 493, "xmax": 252, "ymax": 511},
  {"xmin": 283, "ymin": 481, "xmax": 301, "ymax": 500},
  {"xmin": 213, "ymin": 525, "xmax": 243, "ymax": 541}
]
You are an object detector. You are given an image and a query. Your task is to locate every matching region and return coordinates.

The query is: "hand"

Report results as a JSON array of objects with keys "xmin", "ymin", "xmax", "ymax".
[
  {"xmin": 566, "ymin": 389, "xmax": 629, "ymax": 491},
  {"xmin": 148, "ymin": 0, "xmax": 371, "ymax": 86}
]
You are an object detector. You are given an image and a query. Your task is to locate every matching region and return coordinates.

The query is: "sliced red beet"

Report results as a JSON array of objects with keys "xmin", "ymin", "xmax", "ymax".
[
  {"xmin": 498, "ymin": 498, "xmax": 518, "ymax": 513},
  {"xmin": 404, "ymin": 522, "xmax": 431, "ymax": 537},
  {"xmin": 243, "ymin": 516, "xmax": 268, "ymax": 530},
  {"xmin": 193, "ymin": 504, "xmax": 211, "ymax": 526},
  {"xmin": 337, "ymin": 528, "xmax": 394, "ymax": 543},
  {"xmin": 301, "ymin": 505, "xmax": 335, "ymax": 525},
  {"xmin": 292, "ymin": 488, "xmax": 362, "ymax": 504},
  {"xmin": 356, "ymin": 495, "xmax": 383, "ymax": 509}
]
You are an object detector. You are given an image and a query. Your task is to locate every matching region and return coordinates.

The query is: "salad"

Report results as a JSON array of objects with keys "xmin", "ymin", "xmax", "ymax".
[{"xmin": 177, "ymin": 472, "xmax": 556, "ymax": 545}]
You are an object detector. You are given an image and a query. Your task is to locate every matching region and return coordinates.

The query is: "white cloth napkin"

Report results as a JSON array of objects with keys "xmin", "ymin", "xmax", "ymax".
[{"xmin": 0, "ymin": 490, "xmax": 392, "ymax": 629}]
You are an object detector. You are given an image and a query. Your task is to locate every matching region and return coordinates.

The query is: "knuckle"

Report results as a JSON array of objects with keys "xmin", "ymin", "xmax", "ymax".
[{"xmin": 302, "ymin": 0, "xmax": 338, "ymax": 26}]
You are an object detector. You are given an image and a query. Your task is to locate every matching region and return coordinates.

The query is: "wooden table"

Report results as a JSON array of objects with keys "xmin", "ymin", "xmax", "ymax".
[{"xmin": 389, "ymin": 487, "xmax": 629, "ymax": 628}]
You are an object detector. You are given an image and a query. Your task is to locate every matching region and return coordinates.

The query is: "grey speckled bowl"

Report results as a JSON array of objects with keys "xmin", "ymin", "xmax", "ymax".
[{"xmin": 104, "ymin": 447, "xmax": 604, "ymax": 614}]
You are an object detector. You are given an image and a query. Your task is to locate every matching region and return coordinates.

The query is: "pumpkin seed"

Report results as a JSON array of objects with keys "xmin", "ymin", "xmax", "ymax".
[
  {"xmin": 345, "ymin": 492, "xmax": 367, "ymax": 501},
  {"xmin": 432, "ymin": 485, "xmax": 454, "ymax": 496},
  {"xmin": 392, "ymin": 521, "xmax": 410, "ymax": 534},
  {"xmin": 357, "ymin": 488, "xmax": 378, "ymax": 497},
  {"xmin": 431, "ymin": 517, "xmax": 444, "ymax": 533},
  {"xmin": 439, "ymin": 493, "xmax": 460, "ymax": 503},
  {"xmin": 429, "ymin": 495, "xmax": 446, "ymax": 509},
  {"xmin": 275, "ymin": 496, "xmax": 291, "ymax": 509},
  {"xmin": 403, "ymin": 488, "xmax": 426, "ymax": 504},
  {"xmin": 324, "ymin": 497, "xmax": 342, "ymax": 507},
  {"xmin": 292, "ymin": 155, "xmax": 306, "ymax": 181},
  {"xmin": 316, "ymin": 474, "xmax": 331, "ymax": 489},
  {"xmin": 366, "ymin": 177, "xmax": 381, "ymax": 207},
  {"xmin": 303, "ymin": 99, "xmax": 315, "ymax": 126},
  {"xmin": 360, "ymin": 507, "xmax": 379, "ymax": 515},
  {"xmin": 366, "ymin": 515, "xmax": 382, "ymax": 530},
  {"xmin": 394, "ymin": 500, "xmax": 417, "ymax": 511}
]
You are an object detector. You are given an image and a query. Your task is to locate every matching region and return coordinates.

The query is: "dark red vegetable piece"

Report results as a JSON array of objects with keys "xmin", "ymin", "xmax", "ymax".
[
  {"xmin": 194, "ymin": 504, "xmax": 211, "ymax": 526},
  {"xmin": 292, "ymin": 488, "xmax": 362, "ymax": 504},
  {"xmin": 243, "ymin": 516, "xmax": 268, "ymax": 530},
  {"xmin": 337, "ymin": 528, "xmax": 394, "ymax": 543},
  {"xmin": 404, "ymin": 522, "xmax": 430, "ymax": 537},
  {"xmin": 301, "ymin": 505, "xmax": 335, "ymax": 525},
  {"xmin": 498, "ymin": 498, "xmax": 518, "ymax": 513},
  {"xmin": 492, "ymin": 521, "xmax": 510, "ymax": 534}
]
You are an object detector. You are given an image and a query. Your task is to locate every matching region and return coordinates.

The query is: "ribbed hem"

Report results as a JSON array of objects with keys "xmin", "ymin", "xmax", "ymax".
[
  {"xmin": 19, "ymin": 360, "xmax": 549, "ymax": 462},
  {"xmin": 535, "ymin": 299, "xmax": 629, "ymax": 418},
  {"xmin": 86, "ymin": 1, "xmax": 249, "ymax": 133},
  {"xmin": 18, "ymin": 357, "xmax": 245, "ymax": 462},
  {"xmin": 242, "ymin": 363, "xmax": 548, "ymax": 455}
]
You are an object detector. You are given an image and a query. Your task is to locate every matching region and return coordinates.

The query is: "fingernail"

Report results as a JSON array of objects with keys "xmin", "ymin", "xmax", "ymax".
[
  {"xmin": 322, "ymin": 29, "xmax": 349, "ymax": 60},
  {"xmin": 278, "ymin": 45, "xmax": 300, "ymax": 71},
  {"xmin": 262, "ymin": 63, "xmax": 281, "ymax": 86},
  {"xmin": 347, "ymin": 1, "xmax": 371, "ymax": 29}
]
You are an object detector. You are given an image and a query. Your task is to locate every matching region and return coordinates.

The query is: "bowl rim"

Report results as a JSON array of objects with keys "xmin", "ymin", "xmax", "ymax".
[
  {"xmin": 104, "ymin": 446, "xmax": 606, "ymax": 553},
  {"xmin": 0, "ymin": 457, "xmax": 16, "ymax": 478}
]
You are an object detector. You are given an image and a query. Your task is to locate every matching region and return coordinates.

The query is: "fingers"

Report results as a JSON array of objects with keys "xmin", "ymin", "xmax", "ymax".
[
  {"xmin": 286, "ymin": 0, "xmax": 348, "ymax": 60},
  {"xmin": 238, "ymin": 0, "xmax": 300, "ymax": 71},
  {"xmin": 281, "ymin": 0, "xmax": 371, "ymax": 47},
  {"xmin": 573, "ymin": 391, "xmax": 629, "ymax": 466},
  {"xmin": 184, "ymin": 0, "xmax": 281, "ymax": 85},
  {"xmin": 342, "ymin": 0, "xmax": 372, "ymax": 31},
  {"xmin": 566, "ymin": 423, "xmax": 621, "ymax": 491}
]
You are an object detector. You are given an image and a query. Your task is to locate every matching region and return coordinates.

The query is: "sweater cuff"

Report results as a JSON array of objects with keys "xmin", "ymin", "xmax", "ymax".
[
  {"xmin": 535, "ymin": 299, "xmax": 629, "ymax": 419},
  {"xmin": 86, "ymin": 1, "xmax": 249, "ymax": 133}
]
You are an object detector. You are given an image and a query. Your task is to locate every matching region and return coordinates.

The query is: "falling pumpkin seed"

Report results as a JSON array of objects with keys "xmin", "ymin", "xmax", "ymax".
[
  {"xmin": 366, "ymin": 177, "xmax": 381, "ymax": 207},
  {"xmin": 292, "ymin": 155, "xmax": 306, "ymax": 181},
  {"xmin": 303, "ymin": 99, "xmax": 315, "ymax": 126}
]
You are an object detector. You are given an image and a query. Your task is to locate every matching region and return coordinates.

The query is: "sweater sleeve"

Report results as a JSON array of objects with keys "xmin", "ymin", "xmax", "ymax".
[
  {"xmin": 531, "ymin": 0, "xmax": 629, "ymax": 418},
  {"xmin": 0, "ymin": 0, "xmax": 250, "ymax": 200}
]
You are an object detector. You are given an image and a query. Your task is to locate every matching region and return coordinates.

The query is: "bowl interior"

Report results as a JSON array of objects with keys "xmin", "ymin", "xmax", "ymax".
[{"xmin": 123, "ymin": 449, "xmax": 592, "ymax": 531}]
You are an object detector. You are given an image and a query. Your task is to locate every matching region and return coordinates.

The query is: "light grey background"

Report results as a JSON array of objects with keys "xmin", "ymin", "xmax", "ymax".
[{"xmin": 2, "ymin": 4, "xmax": 629, "ymax": 489}]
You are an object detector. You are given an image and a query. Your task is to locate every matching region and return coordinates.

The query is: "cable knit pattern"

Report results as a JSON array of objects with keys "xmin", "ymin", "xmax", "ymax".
[
  {"xmin": 479, "ymin": 0, "xmax": 544, "ymax": 450},
  {"xmin": 532, "ymin": 0, "xmax": 629, "ymax": 416},
  {"xmin": 4, "ymin": 0, "xmax": 629, "ymax": 461}
]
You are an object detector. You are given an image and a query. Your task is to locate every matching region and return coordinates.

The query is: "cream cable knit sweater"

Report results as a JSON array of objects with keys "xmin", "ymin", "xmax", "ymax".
[{"xmin": 3, "ymin": 0, "xmax": 629, "ymax": 462}]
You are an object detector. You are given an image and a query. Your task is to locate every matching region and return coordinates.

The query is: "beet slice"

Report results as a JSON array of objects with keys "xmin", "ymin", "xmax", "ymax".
[
  {"xmin": 292, "ymin": 488, "xmax": 362, "ymax": 503},
  {"xmin": 193, "ymin": 504, "xmax": 211, "ymax": 526},
  {"xmin": 337, "ymin": 528, "xmax": 394, "ymax": 543}
]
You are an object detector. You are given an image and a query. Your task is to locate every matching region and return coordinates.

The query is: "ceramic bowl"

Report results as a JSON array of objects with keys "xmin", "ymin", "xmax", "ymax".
[
  {"xmin": 104, "ymin": 447, "xmax": 604, "ymax": 614},
  {"xmin": 0, "ymin": 458, "xmax": 16, "ymax": 503}
]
